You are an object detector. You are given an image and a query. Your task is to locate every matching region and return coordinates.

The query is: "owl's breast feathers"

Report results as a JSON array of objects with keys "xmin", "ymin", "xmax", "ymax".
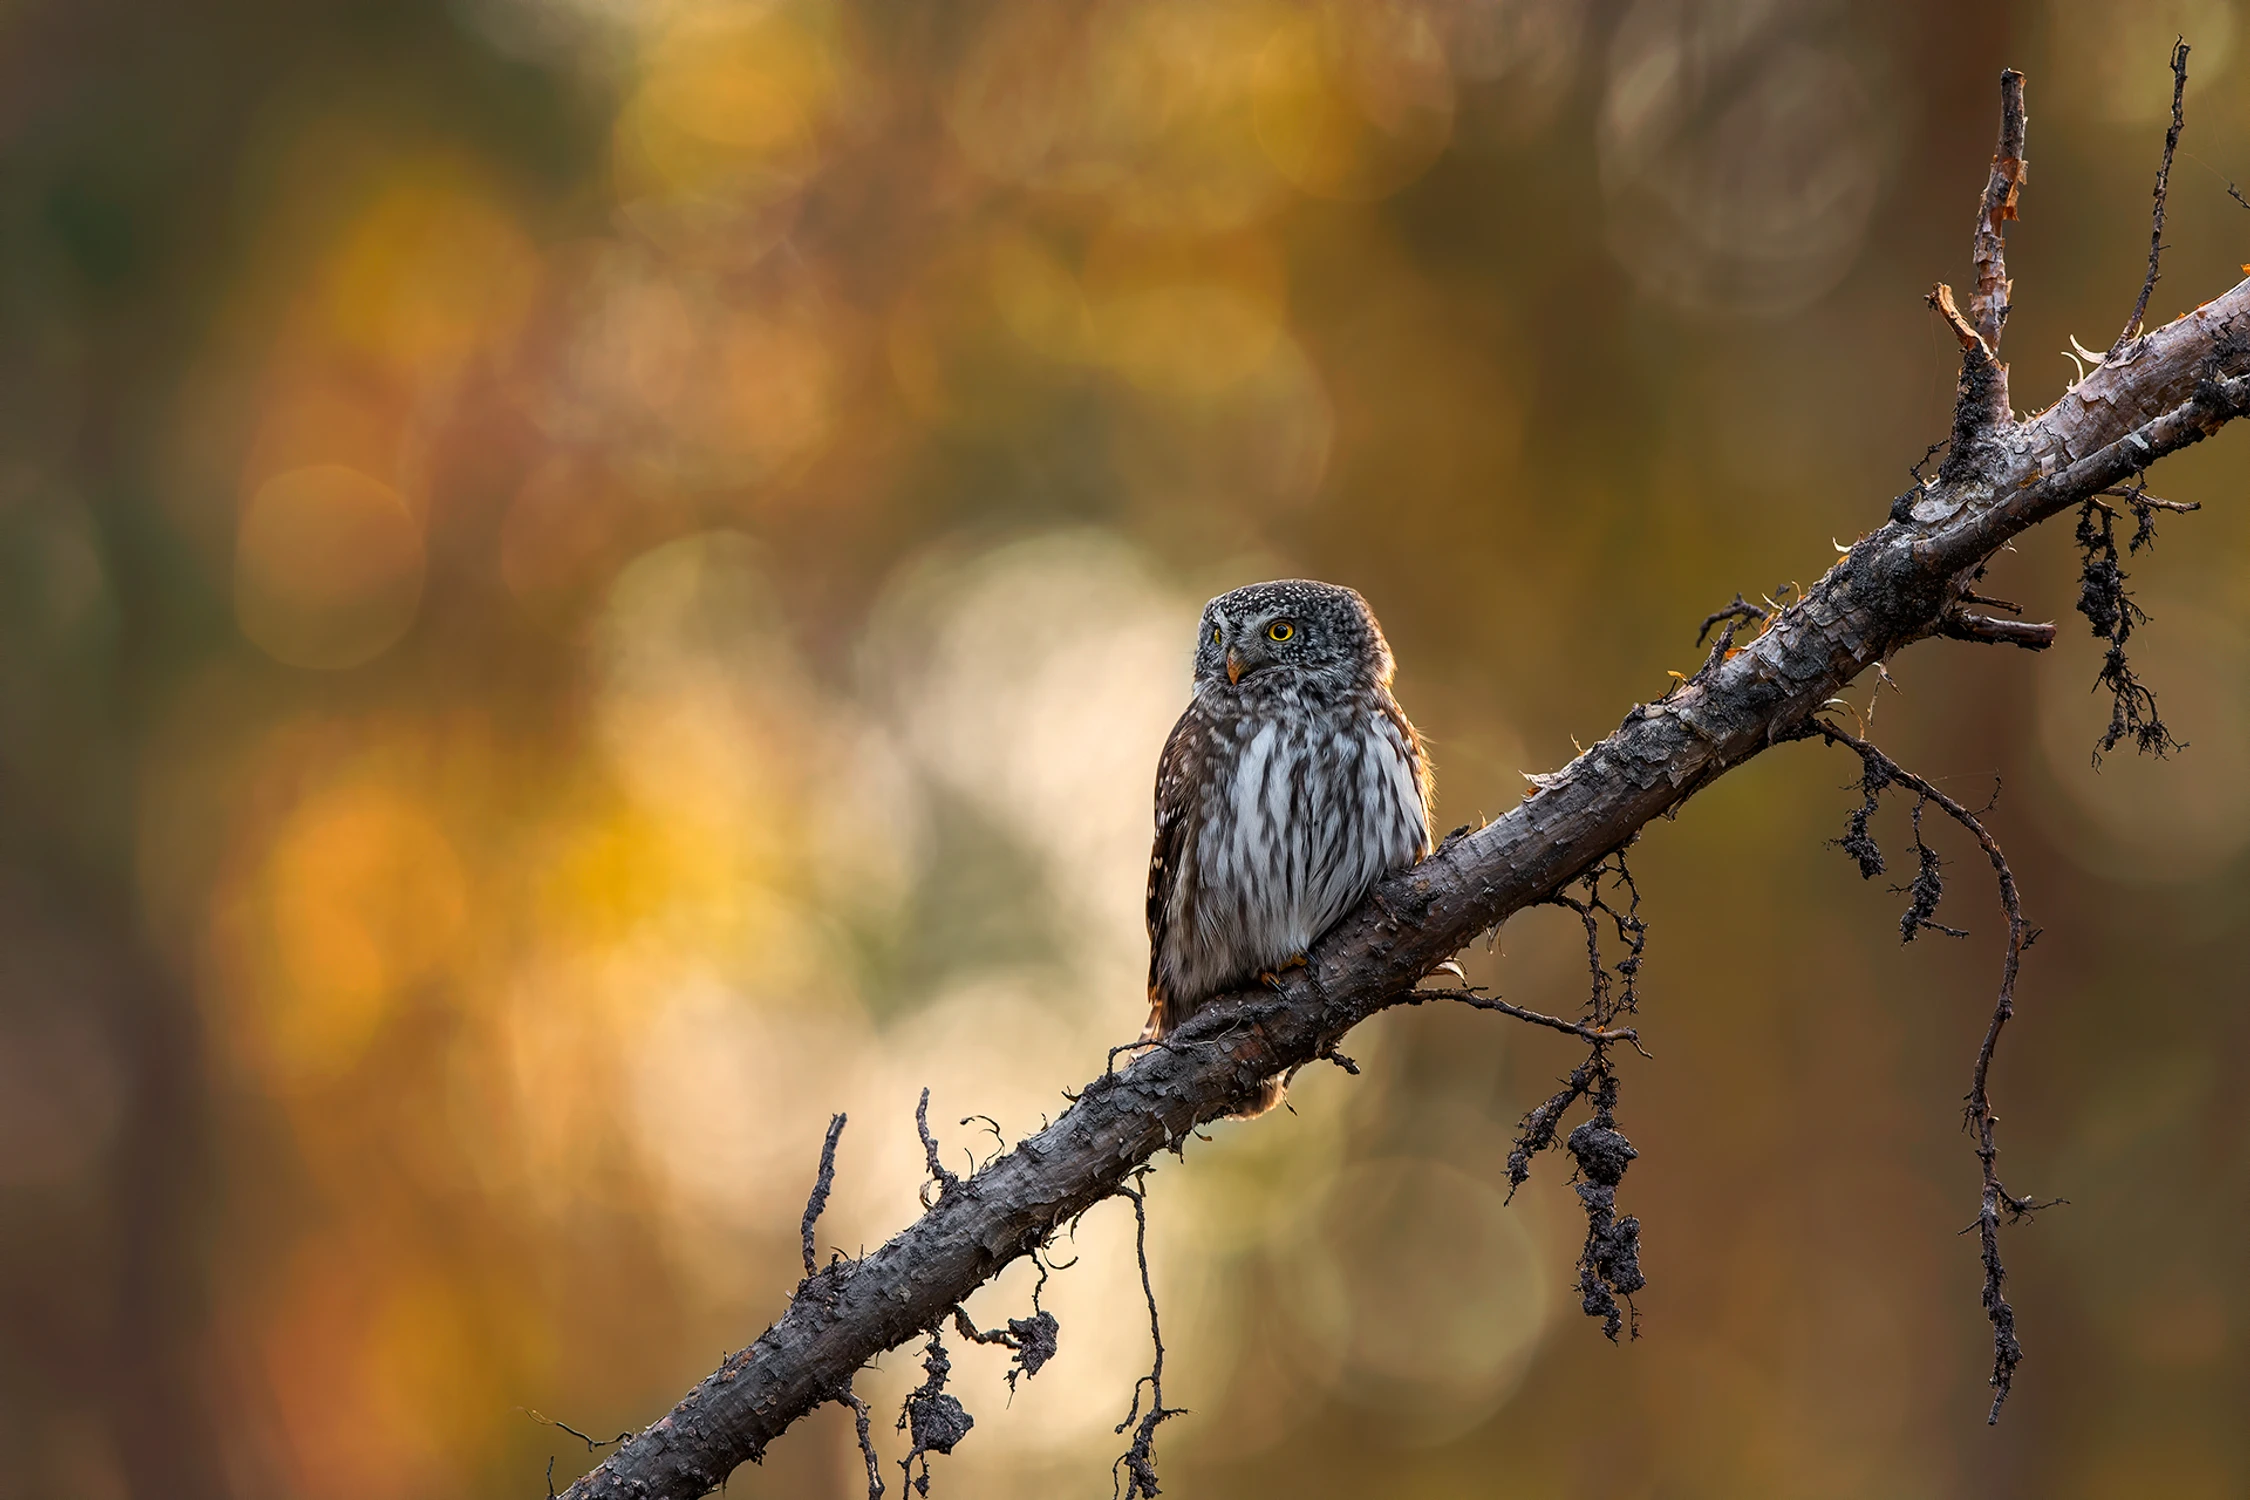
[{"xmin": 1144, "ymin": 680, "xmax": 1431, "ymax": 1043}]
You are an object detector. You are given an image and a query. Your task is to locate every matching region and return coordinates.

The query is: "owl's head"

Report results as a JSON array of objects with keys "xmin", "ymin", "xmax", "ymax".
[{"xmin": 1192, "ymin": 579, "xmax": 1395, "ymax": 691}]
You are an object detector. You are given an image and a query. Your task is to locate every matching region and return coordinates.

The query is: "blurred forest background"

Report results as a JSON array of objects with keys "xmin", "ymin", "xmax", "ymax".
[{"xmin": 2, "ymin": 0, "xmax": 2246, "ymax": 1496}]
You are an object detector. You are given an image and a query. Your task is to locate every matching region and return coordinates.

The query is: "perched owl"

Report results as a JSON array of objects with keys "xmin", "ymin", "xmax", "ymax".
[{"xmin": 1144, "ymin": 580, "xmax": 1433, "ymax": 1114}]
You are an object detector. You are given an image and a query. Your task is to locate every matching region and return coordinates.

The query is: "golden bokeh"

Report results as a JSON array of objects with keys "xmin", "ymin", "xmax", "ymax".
[
  {"xmin": 312, "ymin": 167, "xmax": 538, "ymax": 380},
  {"xmin": 1253, "ymin": 3, "xmax": 1457, "ymax": 202},
  {"xmin": 234, "ymin": 465, "xmax": 426, "ymax": 669},
  {"xmin": 220, "ymin": 776, "xmax": 467, "ymax": 1086},
  {"xmin": 618, "ymin": 3, "xmax": 845, "ymax": 205}
]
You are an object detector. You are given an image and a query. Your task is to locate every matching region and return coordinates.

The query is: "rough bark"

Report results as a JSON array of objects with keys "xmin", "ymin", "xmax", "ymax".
[{"xmin": 559, "ymin": 77, "xmax": 2250, "ymax": 1500}]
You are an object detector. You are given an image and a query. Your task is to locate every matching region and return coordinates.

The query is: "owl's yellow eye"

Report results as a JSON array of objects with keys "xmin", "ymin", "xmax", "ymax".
[
  {"xmin": 1266, "ymin": 620, "xmax": 1294, "ymax": 642},
  {"xmin": 1211, "ymin": 627, "xmax": 1221, "ymax": 645}
]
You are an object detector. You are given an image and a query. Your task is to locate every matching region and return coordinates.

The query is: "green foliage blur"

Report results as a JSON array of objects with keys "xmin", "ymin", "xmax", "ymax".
[{"xmin": 3, "ymin": 1, "xmax": 2246, "ymax": 1496}]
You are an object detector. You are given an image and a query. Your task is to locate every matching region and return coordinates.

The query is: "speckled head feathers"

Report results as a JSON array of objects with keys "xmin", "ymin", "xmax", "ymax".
[{"xmin": 1191, "ymin": 579, "xmax": 1394, "ymax": 690}]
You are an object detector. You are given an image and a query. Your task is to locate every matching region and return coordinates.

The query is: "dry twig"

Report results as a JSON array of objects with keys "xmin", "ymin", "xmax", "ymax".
[
  {"xmin": 2115, "ymin": 39, "xmax": 2193, "ymax": 357},
  {"xmin": 1938, "ymin": 609, "xmax": 2056, "ymax": 651},
  {"xmin": 1110, "ymin": 1178, "xmax": 1180, "ymax": 1499},
  {"xmin": 1972, "ymin": 69, "xmax": 2028, "ymax": 352},
  {"xmin": 840, "ymin": 1386, "xmax": 883, "ymax": 1500},
  {"xmin": 801, "ymin": 1113, "xmax": 848, "ymax": 1279},
  {"xmin": 915, "ymin": 1088, "xmax": 959, "ymax": 1205},
  {"xmin": 1797, "ymin": 720, "xmax": 2062, "ymax": 1422},
  {"xmin": 1695, "ymin": 593, "xmax": 1769, "ymax": 647}
]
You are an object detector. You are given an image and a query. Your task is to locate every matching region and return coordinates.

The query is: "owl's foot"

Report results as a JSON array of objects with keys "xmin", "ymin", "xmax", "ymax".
[
  {"xmin": 1255, "ymin": 954, "xmax": 1309, "ymax": 990},
  {"xmin": 1228, "ymin": 1073, "xmax": 1288, "ymax": 1120}
]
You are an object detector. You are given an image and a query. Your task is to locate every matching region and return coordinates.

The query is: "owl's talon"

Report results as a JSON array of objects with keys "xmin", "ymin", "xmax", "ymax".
[{"xmin": 1255, "ymin": 954, "xmax": 1308, "ymax": 991}]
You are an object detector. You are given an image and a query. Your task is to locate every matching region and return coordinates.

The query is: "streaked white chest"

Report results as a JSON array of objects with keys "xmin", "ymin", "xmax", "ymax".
[{"xmin": 1185, "ymin": 701, "xmax": 1425, "ymax": 964}]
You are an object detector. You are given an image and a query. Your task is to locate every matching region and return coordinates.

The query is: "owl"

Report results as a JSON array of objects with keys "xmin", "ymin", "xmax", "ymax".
[{"xmin": 1145, "ymin": 580, "xmax": 1433, "ymax": 1114}]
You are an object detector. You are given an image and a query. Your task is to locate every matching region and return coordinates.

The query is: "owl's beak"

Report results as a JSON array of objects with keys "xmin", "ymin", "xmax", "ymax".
[{"xmin": 1225, "ymin": 647, "xmax": 1245, "ymax": 684}]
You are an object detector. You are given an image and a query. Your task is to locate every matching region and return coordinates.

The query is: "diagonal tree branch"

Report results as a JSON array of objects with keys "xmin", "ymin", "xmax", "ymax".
[{"xmin": 559, "ymin": 72, "xmax": 2250, "ymax": 1500}]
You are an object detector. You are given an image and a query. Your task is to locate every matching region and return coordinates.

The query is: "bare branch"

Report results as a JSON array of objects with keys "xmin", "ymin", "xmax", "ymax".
[
  {"xmin": 556, "ymin": 66, "xmax": 2250, "ymax": 1500},
  {"xmin": 1928, "ymin": 279, "xmax": 2012, "ymax": 482},
  {"xmin": 1929, "ymin": 282, "xmax": 1987, "ymax": 356},
  {"xmin": 1111, "ymin": 1179, "xmax": 1180, "ymax": 1499},
  {"xmin": 1938, "ymin": 609, "xmax": 2056, "ymax": 651},
  {"xmin": 2115, "ymin": 39, "xmax": 2192, "ymax": 357},
  {"xmin": 1959, "ymin": 589, "xmax": 2023, "ymax": 613},
  {"xmin": 527, "ymin": 1411, "xmax": 630, "ymax": 1453},
  {"xmin": 1926, "ymin": 69, "xmax": 2033, "ymax": 476},
  {"xmin": 915, "ymin": 1088, "xmax": 958, "ymax": 1205},
  {"xmin": 1938, "ymin": 367, "xmax": 2250, "ymax": 554},
  {"xmin": 1972, "ymin": 69, "xmax": 2028, "ymax": 352},
  {"xmin": 1799, "ymin": 721, "xmax": 2059, "ymax": 1422},
  {"xmin": 2097, "ymin": 487, "xmax": 2199, "ymax": 514},
  {"xmin": 839, "ymin": 1387, "xmax": 883, "ymax": 1500},
  {"xmin": 802, "ymin": 1113, "xmax": 848, "ymax": 1279},
  {"xmin": 1405, "ymin": 986, "xmax": 1643, "ymax": 1051},
  {"xmin": 1695, "ymin": 593, "xmax": 1768, "ymax": 646}
]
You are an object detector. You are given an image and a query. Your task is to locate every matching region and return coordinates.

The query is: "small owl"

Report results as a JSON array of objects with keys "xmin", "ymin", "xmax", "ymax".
[{"xmin": 1145, "ymin": 580, "xmax": 1433, "ymax": 1113}]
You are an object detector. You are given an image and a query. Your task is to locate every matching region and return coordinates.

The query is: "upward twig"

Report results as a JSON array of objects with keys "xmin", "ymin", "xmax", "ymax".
[
  {"xmin": 2115, "ymin": 38, "xmax": 2192, "ymax": 357},
  {"xmin": 801, "ymin": 1113, "xmax": 848, "ymax": 1279},
  {"xmin": 1932, "ymin": 69, "xmax": 2033, "ymax": 456},
  {"xmin": 1971, "ymin": 69, "xmax": 2028, "ymax": 353}
]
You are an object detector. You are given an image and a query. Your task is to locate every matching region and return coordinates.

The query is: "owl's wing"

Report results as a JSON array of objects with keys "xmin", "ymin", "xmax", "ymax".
[
  {"xmin": 1143, "ymin": 704, "xmax": 1205, "ymax": 1040},
  {"xmin": 1380, "ymin": 695, "xmax": 1436, "ymax": 859}
]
